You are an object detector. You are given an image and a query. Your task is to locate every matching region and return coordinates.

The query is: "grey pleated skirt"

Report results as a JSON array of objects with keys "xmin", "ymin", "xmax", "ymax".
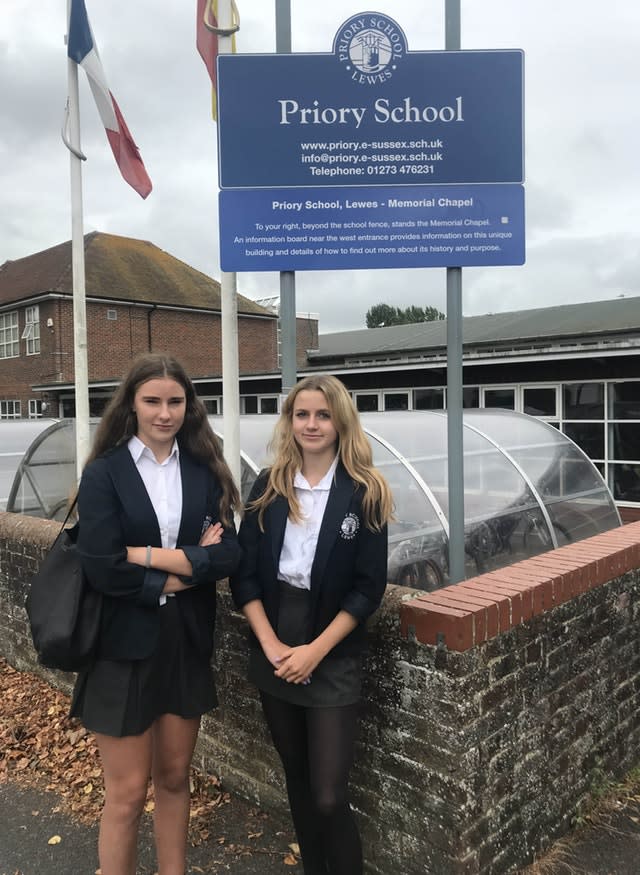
[
  {"xmin": 249, "ymin": 581, "xmax": 362, "ymax": 707},
  {"xmin": 70, "ymin": 598, "xmax": 217, "ymax": 737}
]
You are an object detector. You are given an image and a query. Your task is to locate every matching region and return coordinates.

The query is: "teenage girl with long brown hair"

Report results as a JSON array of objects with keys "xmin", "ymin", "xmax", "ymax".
[{"xmin": 71, "ymin": 353, "xmax": 240, "ymax": 875}]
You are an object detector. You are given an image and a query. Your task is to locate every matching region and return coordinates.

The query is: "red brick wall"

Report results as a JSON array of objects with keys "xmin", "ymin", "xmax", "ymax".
[
  {"xmin": 1, "ymin": 301, "xmax": 279, "ymax": 414},
  {"xmin": 619, "ymin": 506, "xmax": 640, "ymax": 523},
  {"xmin": 0, "ymin": 301, "xmax": 63, "ymax": 415},
  {"xmin": 296, "ymin": 315, "xmax": 319, "ymax": 367},
  {"xmin": 238, "ymin": 315, "xmax": 278, "ymax": 374}
]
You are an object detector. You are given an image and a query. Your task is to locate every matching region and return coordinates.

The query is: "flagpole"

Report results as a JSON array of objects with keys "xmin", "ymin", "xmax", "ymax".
[
  {"xmin": 217, "ymin": 0, "xmax": 242, "ymax": 497},
  {"xmin": 65, "ymin": 0, "xmax": 91, "ymax": 480}
]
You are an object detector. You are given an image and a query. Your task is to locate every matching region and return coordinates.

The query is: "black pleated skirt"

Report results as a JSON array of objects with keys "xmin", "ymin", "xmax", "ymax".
[
  {"xmin": 249, "ymin": 581, "xmax": 362, "ymax": 708},
  {"xmin": 70, "ymin": 597, "xmax": 217, "ymax": 737}
]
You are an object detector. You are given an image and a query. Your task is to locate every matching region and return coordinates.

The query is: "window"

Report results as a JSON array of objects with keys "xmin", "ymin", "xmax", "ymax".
[
  {"xmin": 610, "ymin": 423, "xmax": 640, "ymax": 462},
  {"xmin": 610, "ymin": 463, "xmax": 640, "ymax": 502},
  {"xmin": 242, "ymin": 396, "xmax": 258, "ymax": 414},
  {"xmin": 483, "ymin": 387, "xmax": 515, "ymax": 410},
  {"xmin": 523, "ymin": 386, "xmax": 557, "ymax": 418},
  {"xmin": 355, "ymin": 393, "xmax": 380, "ymax": 412},
  {"xmin": 107, "ymin": 309, "xmax": 118, "ymax": 321},
  {"xmin": 414, "ymin": 388, "xmax": 444, "ymax": 410},
  {"xmin": 462, "ymin": 387, "xmax": 480, "ymax": 408},
  {"xmin": 0, "ymin": 311, "xmax": 19, "ymax": 358},
  {"xmin": 201, "ymin": 398, "xmax": 220, "ymax": 415},
  {"xmin": 0, "ymin": 400, "xmax": 21, "ymax": 419},
  {"xmin": 241, "ymin": 393, "xmax": 281, "ymax": 414},
  {"xmin": 610, "ymin": 382, "xmax": 640, "ymax": 420},
  {"xmin": 28, "ymin": 399, "xmax": 43, "ymax": 418},
  {"xmin": 563, "ymin": 383, "xmax": 604, "ymax": 419},
  {"xmin": 22, "ymin": 305, "xmax": 40, "ymax": 355},
  {"xmin": 563, "ymin": 422, "xmax": 605, "ymax": 460},
  {"xmin": 384, "ymin": 392, "xmax": 409, "ymax": 411},
  {"xmin": 260, "ymin": 396, "xmax": 279, "ymax": 414}
]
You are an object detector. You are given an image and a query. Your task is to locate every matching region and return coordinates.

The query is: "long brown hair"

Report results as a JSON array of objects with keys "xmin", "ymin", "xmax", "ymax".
[
  {"xmin": 250, "ymin": 375, "xmax": 393, "ymax": 531},
  {"xmin": 85, "ymin": 353, "xmax": 239, "ymax": 525}
]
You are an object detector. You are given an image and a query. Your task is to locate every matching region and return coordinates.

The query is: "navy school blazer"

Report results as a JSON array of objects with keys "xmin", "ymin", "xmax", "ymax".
[
  {"xmin": 77, "ymin": 442, "xmax": 241, "ymax": 661},
  {"xmin": 230, "ymin": 463, "xmax": 388, "ymax": 659}
]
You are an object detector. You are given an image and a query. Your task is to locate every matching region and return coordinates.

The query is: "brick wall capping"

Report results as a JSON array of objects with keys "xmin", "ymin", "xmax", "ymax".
[
  {"xmin": 0, "ymin": 511, "xmax": 60, "ymax": 549},
  {"xmin": 401, "ymin": 522, "xmax": 640, "ymax": 652}
]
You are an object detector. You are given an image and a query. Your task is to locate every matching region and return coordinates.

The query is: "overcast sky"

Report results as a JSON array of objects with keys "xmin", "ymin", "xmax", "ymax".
[{"xmin": 1, "ymin": 1, "xmax": 639, "ymax": 333}]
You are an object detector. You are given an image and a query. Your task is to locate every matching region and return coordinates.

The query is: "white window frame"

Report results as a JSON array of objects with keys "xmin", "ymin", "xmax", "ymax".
[
  {"xmin": 414, "ymin": 386, "xmax": 446, "ymax": 410},
  {"xmin": 201, "ymin": 396, "xmax": 222, "ymax": 415},
  {"xmin": 22, "ymin": 305, "xmax": 40, "ymax": 355},
  {"xmin": 0, "ymin": 311, "xmax": 19, "ymax": 359},
  {"xmin": 0, "ymin": 400, "xmax": 21, "ymax": 419},
  {"xmin": 383, "ymin": 390, "xmax": 411, "ymax": 411},
  {"xmin": 259, "ymin": 395, "xmax": 280, "ymax": 414},
  {"xmin": 519, "ymin": 384, "xmax": 559, "ymax": 420},
  {"xmin": 354, "ymin": 391, "xmax": 381, "ymax": 412},
  {"xmin": 28, "ymin": 399, "xmax": 44, "ymax": 418},
  {"xmin": 481, "ymin": 385, "xmax": 517, "ymax": 410}
]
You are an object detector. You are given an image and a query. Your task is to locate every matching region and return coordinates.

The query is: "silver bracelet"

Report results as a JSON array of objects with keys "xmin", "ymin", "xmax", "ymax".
[{"xmin": 145, "ymin": 545, "xmax": 152, "ymax": 568}]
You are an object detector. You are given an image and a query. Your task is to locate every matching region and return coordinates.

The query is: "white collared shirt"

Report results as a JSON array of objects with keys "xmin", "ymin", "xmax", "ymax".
[
  {"xmin": 278, "ymin": 456, "xmax": 339, "ymax": 590},
  {"xmin": 128, "ymin": 435, "xmax": 182, "ymax": 604}
]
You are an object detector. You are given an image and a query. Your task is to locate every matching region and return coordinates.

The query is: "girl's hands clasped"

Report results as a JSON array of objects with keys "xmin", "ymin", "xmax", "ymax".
[{"xmin": 274, "ymin": 644, "xmax": 320, "ymax": 685}]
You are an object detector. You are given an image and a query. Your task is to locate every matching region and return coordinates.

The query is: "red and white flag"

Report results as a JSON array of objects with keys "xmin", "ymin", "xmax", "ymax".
[{"xmin": 67, "ymin": 0, "xmax": 152, "ymax": 198}]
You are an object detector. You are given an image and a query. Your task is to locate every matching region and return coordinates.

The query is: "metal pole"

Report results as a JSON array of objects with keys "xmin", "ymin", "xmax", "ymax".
[
  {"xmin": 445, "ymin": 0, "xmax": 465, "ymax": 583},
  {"xmin": 218, "ymin": 0, "xmax": 242, "ymax": 494},
  {"xmin": 66, "ymin": 0, "xmax": 91, "ymax": 479},
  {"xmin": 275, "ymin": 0, "xmax": 297, "ymax": 396}
]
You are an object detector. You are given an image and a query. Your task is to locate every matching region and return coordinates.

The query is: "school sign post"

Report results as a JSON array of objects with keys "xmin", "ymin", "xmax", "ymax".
[{"xmin": 217, "ymin": 12, "xmax": 524, "ymax": 272}]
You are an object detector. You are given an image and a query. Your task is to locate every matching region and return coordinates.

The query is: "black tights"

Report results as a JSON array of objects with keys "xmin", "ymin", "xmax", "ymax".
[{"xmin": 260, "ymin": 692, "xmax": 362, "ymax": 875}]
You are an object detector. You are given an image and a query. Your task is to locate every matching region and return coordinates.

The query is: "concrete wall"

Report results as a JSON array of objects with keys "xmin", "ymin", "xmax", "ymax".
[{"xmin": 2, "ymin": 510, "xmax": 640, "ymax": 874}]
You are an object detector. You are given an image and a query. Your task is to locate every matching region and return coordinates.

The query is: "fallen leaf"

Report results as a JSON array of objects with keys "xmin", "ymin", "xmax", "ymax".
[
  {"xmin": 283, "ymin": 853, "xmax": 299, "ymax": 866},
  {"xmin": 48, "ymin": 835, "xmax": 62, "ymax": 845},
  {"xmin": 289, "ymin": 842, "xmax": 300, "ymax": 855}
]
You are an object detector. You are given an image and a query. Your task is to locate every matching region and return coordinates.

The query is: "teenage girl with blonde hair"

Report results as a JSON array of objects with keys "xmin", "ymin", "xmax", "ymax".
[{"xmin": 231, "ymin": 374, "xmax": 392, "ymax": 875}]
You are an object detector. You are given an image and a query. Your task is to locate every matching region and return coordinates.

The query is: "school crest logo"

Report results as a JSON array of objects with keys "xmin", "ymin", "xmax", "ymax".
[
  {"xmin": 334, "ymin": 12, "xmax": 408, "ymax": 85},
  {"xmin": 340, "ymin": 512, "xmax": 360, "ymax": 540}
]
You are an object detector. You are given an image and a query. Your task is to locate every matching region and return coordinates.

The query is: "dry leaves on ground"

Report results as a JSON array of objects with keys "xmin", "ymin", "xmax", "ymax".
[{"xmin": 0, "ymin": 658, "xmax": 229, "ymax": 843}]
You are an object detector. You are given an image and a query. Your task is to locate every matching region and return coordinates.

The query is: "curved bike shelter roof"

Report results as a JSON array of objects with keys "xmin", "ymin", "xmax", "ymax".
[
  {"xmin": 5, "ymin": 410, "xmax": 620, "ymax": 589},
  {"xmin": 0, "ymin": 419, "xmax": 60, "ymax": 512}
]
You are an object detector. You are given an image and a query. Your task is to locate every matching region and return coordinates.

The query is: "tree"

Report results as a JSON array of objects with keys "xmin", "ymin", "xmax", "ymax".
[
  {"xmin": 423, "ymin": 305, "xmax": 445, "ymax": 322},
  {"xmin": 365, "ymin": 302, "xmax": 445, "ymax": 328},
  {"xmin": 365, "ymin": 303, "xmax": 403, "ymax": 329}
]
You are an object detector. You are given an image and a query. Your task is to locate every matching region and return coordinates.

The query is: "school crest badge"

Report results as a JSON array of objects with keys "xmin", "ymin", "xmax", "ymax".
[{"xmin": 340, "ymin": 512, "xmax": 360, "ymax": 540}]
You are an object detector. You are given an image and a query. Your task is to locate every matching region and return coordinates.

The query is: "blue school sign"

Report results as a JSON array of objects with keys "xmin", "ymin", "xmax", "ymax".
[
  {"xmin": 219, "ymin": 184, "xmax": 525, "ymax": 272},
  {"xmin": 217, "ymin": 12, "xmax": 525, "ymax": 270}
]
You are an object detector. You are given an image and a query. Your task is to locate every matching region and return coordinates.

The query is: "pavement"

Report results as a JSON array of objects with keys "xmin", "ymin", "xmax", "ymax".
[
  {"xmin": 0, "ymin": 780, "xmax": 296, "ymax": 875},
  {"xmin": 3, "ymin": 778, "xmax": 640, "ymax": 875},
  {"xmin": 524, "ymin": 798, "xmax": 640, "ymax": 875}
]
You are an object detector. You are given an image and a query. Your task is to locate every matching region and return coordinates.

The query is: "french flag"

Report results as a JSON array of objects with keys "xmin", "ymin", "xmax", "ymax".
[{"xmin": 67, "ymin": 0, "xmax": 152, "ymax": 199}]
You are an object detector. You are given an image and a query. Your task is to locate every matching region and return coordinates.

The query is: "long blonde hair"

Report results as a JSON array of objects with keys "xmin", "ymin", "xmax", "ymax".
[{"xmin": 250, "ymin": 375, "xmax": 393, "ymax": 531}]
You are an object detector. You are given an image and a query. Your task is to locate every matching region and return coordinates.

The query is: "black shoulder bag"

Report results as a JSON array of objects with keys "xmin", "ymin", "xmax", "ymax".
[{"xmin": 26, "ymin": 500, "xmax": 102, "ymax": 672}]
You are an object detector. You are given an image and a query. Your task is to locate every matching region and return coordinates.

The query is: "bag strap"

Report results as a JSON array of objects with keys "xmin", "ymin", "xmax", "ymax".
[{"xmin": 50, "ymin": 496, "xmax": 79, "ymax": 547}]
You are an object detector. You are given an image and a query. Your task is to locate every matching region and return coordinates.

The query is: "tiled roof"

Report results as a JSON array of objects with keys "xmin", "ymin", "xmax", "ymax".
[
  {"xmin": 0, "ymin": 232, "xmax": 271, "ymax": 317},
  {"xmin": 310, "ymin": 297, "xmax": 640, "ymax": 361}
]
